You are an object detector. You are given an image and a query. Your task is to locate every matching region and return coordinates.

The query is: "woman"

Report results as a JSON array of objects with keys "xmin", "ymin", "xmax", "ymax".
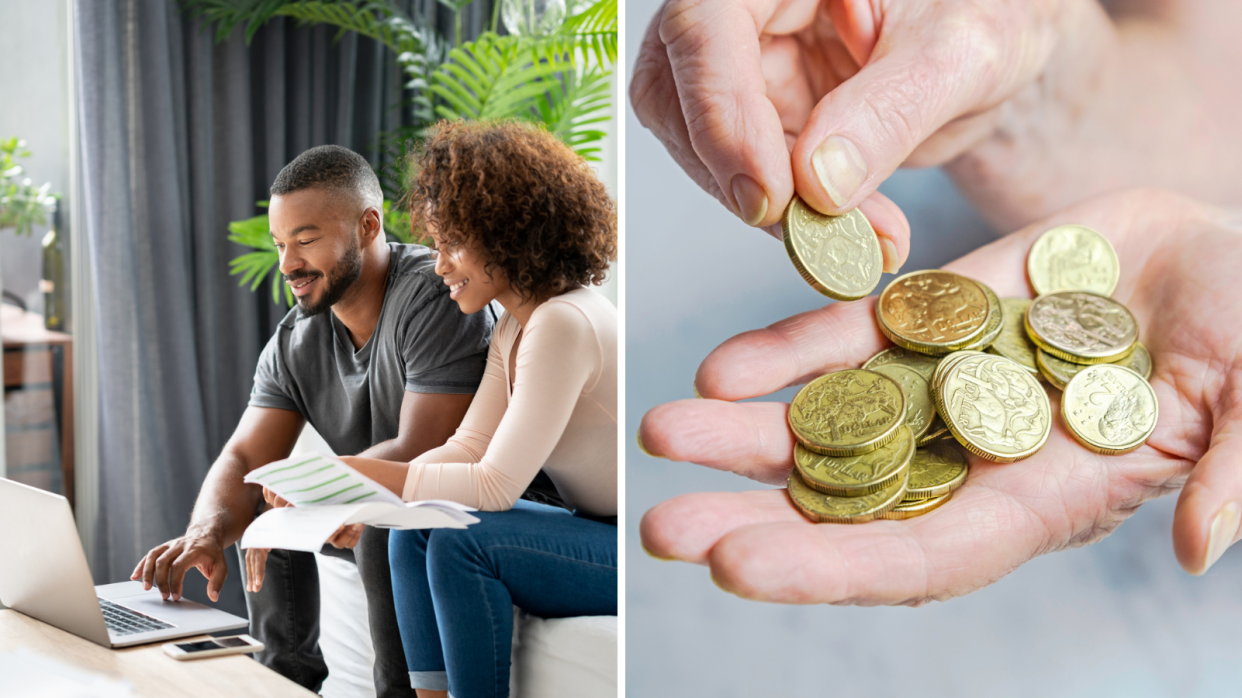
[{"xmin": 337, "ymin": 119, "xmax": 617, "ymax": 698}]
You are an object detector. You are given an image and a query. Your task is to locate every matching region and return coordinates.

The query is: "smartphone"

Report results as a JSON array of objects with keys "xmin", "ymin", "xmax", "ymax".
[{"xmin": 162, "ymin": 634, "xmax": 264, "ymax": 661}]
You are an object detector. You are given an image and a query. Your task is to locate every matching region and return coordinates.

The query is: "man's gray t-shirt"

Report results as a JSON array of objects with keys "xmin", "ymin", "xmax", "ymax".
[{"xmin": 248, "ymin": 243, "xmax": 495, "ymax": 457}]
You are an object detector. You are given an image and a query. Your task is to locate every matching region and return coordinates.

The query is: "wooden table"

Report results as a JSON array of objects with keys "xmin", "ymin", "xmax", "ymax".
[
  {"xmin": 0, "ymin": 609, "xmax": 316, "ymax": 697},
  {"xmin": 1, "ymin": 302, "xmax": 73, "ymax": 506}
]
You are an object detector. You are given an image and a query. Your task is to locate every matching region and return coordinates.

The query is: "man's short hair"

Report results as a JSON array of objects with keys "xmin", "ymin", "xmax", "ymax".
[{"xmin": 270, "ymin": 145, "xmax": 383, "ymax": 210}]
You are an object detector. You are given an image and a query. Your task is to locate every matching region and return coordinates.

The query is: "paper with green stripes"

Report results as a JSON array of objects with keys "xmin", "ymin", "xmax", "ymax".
[
  {"xmin": 244, "ymin": 453, "xmax": 404, "ymax": 507},
  {"xmin": 240, "ymin": 452, "xmax": 479, "ymax": 552}
]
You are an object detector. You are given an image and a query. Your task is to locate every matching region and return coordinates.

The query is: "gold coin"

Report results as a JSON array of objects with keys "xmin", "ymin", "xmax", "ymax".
[
  {"xmin": 1025, "ymin": 291, "xmax": 1138, "ymax": 364},
  {"xmin": 917, "ymin": 415, "xmax": 950, "ymax": 446},
  {"xmin": 869, "ymin": 365, "xmax": 934, "ymax": 441},
  {"xmin": 1061, "ymin": 364, "xmax": 1158, "ymax": 455},
  {"xmin": 787, "ymin": 468, "xmax": 908, "ymax": 524},
  {"xmin": 878, "ymin": 491, "xmax": 952, "ymax": 520},
  {"xmin": 876, "ymin": 271, "xmax": 990, "ymax": 355},
  {"xmin": 1123, "ymin": 341, "xmax": 1153, "ymax": 380},
  {"xmin": 1027, "ymin": 224, "xmax": 1120, "ymax": 296},
  {"xmin": 936, "ymin": 353, "xmax": 1051, "ymax": 462},
  {"xmin": 959, "ymin": 281, "xmax": 1004, "ymax": 351},
  {"xmin": 788, "ymin": 369, "xmax": 907, "ymax": 456},
  {"xmin": 904, "ymin": 441, "xmax": 968, "ymax": 501},
  {"xmin": 793, "ymin": 426, "xmax": 914, "ymax": 497},
  {"xmin": 863, "ymin": 346, "xmax": 942, "ymax": 383},
  {"xmin": 782, "ymin": 197, "xmax": 883, "ymax": 301},
  {"xmin": 931, "ymin": 350, "xmax": 985, "ymax": 395},
  {"xmin": 1037, "ymin": 343, "xmax": 1153, "ymax": 391},
  {"xmin": 987, "ymin": 298, "xmax": 1040, "ymax": 376}
]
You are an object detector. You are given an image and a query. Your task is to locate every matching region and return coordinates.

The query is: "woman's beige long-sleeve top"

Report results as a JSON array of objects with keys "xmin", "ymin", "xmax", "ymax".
[{"xmin": 401, "ymin": 287, "xmax": 617, "ymax": 517}]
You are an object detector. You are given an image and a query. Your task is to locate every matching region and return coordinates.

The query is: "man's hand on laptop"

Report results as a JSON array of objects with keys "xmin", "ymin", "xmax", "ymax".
[{"xmin": 130, "ymin": 525, "xmax": 229, "ymax": 603}]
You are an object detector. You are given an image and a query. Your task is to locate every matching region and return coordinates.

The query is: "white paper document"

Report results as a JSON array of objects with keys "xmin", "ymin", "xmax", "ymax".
[
  {"xmin": 245, "ymin": 452, "xmax": 404, "ymax": 506},
  {"xmin": 241, "ymin": 453, "xmax": 479, "ymax": 552}
]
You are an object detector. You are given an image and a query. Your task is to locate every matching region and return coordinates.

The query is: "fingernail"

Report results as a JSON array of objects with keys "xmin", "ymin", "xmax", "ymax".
[
  {"xmin": 811, "ymin": 135, "xmax": 867, "ymax": 208},
  {"xmin": 636, "ymin": 429, "xmax": 657, "ymax": 458},
  {"xmin": 730, "ymin": 173, "xmax": 769, "ymax": 226},
  {"xmin": 692, "ymin": 382, "xmax": 702, "ymax": 399},
  {"xmin": 879, "ymin": 237, "xmax": 900, "ymax": 274},
  {"xmin": 1202, "ymin": 502, "xmax": 1242, "ymax": 574}
]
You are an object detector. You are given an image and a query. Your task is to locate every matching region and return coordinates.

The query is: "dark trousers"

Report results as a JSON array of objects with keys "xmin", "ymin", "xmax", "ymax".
[{"xmin": 235, "ymin": 526, "xmax": 416, "ymax": 697}]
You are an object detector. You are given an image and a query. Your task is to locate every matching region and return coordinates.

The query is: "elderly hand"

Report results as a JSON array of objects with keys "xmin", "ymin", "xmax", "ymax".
[
  {"xmin": 631, "ymin": 0, "xmax": 1111, "ymax": 242},
  {"xmin": 638, "ymin": 189, "xmax": 1242, "ymax": 604}
]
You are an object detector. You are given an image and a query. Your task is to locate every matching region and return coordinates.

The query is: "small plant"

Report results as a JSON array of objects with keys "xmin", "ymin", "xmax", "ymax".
[{"xmin": 0, "ymin": 138, "xmax": 58, "ymax": 236}]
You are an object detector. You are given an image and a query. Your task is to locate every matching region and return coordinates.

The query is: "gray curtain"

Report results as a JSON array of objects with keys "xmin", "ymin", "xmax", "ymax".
[{"xmin": 74, "ymin": 0, "xmax": 491, "ymax": 616}]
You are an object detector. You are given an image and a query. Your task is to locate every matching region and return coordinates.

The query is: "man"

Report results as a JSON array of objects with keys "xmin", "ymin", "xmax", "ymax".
[{"xmin": 132, "ymin": 145, "xmax": 492, "ymax": 696}]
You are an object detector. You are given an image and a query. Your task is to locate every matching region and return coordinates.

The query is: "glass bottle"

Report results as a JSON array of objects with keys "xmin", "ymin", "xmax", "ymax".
[{"xmin": 41, "ymin": 202, "xmax": 65, "ymax": 331}]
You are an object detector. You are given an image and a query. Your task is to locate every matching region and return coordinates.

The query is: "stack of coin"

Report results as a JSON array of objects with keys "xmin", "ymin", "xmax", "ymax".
[
  {"xmin": 784, "ymin": 364, "xmax": 973, "ymax": 522},
  {"xmin": 780, "ymin": 212, "xmax": 1159, "ymax": 523},
  {"xmin": 785, "ymin": 370, "xmax": 912, "ymax": 522},
  {"xmin": 1023, "ymin": 225, "xmax": 1159, "ymax": 454}
]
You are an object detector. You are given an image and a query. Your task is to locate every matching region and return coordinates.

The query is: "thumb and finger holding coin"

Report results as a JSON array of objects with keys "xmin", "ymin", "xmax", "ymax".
[{"xmin": 637, "ymin": 0, "xmax": 1240, "ymax": 598}]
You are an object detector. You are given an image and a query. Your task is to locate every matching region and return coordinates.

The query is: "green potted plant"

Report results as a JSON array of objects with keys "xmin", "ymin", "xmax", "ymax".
[
  {"xmin": 0, "ymin": 138, "xmax": 57, "ymax": 237},
  {"xmin": 1, "ymin": 137, "xmax": 62, "ymax": 327}
]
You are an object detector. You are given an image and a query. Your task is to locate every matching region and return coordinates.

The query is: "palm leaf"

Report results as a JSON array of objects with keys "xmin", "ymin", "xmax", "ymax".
[
  {"xmin": 430, "ymin": 33, "xmax": 564, "ymax": 124},
  {"xmin": 535, "ymin": 67, "xmax": 612, "ymax": 159},
  {"xmin": 179, "ymin": 0, "xmax": 429, "ymax": 53},
  {"xmin": 529, "ymin": 0, "xmax": 616, "ymax": 67},
  {"xmin": 226, "ymin": 210, "xmax": 293, "ymax": 306},
  {"xmin": 178, "ymin": 0, "xmax": 294, "ymax": 42},
  {"xmin": 226, "ymin": 211, "xmax": 273, "ymax": 247}
]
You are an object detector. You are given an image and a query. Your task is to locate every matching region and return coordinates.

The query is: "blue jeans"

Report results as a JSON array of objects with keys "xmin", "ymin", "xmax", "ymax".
[{"xmin": 388, "ymin": 500, "xmax": 617, "ymax": 697}]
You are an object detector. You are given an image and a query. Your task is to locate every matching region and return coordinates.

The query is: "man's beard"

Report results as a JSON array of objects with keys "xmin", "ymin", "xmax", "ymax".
[{"xmin": 287, "ymin": 241, "xmax": 363, "ymax": 316}]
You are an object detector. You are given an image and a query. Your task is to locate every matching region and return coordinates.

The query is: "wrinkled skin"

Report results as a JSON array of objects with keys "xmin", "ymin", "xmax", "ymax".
[
  {"xmin": 630, "ymin": 0, "xmax": 1104, "ymax": 239},
  {"xmin": 638, "ymin": 189, "xmax": 1242, "ymax": 605}
]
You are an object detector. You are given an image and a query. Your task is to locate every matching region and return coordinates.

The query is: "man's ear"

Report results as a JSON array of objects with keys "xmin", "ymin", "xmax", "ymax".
[{"xmin": 359, "ymin": 205, "xmax": 384, "ymax": 247}]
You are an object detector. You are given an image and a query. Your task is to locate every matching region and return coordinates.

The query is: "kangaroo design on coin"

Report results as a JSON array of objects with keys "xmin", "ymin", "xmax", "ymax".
[
  {"xmin": 782, "ymin": 197, "xmax": 882, "ymax": 301},
  {"xmin": 877, "ymin": 271, "xmax": 989, "ymax": 353},
  {"xmin": 937, "ymin": 354, "xmax": 1051, "ymax": 462},
  {"xmin": 1026, "ymin": 291, "xmax": 1138, "ymax": 363},
  {"xmin": 1027, "ymin": 224, "xmax": 1120, "ymax": 296},
  {"xmin": 788, "ymin": 370, "xmax": 906, "ymax": 455}
]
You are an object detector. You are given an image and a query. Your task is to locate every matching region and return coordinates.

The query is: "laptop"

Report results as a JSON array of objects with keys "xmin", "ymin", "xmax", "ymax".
[{"xmin": 0, "ymin": 478, "xmax": 248, "ymax": 648}]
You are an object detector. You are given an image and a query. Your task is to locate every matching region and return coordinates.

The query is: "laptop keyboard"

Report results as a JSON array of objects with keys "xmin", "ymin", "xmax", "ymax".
[{"xmin": 98, "ymin": 597, "xmax": 175, "ymax": 636}]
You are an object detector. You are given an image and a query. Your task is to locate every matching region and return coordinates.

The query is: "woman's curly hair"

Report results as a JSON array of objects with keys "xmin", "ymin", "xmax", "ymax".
[{"xmin": 407, "ymin": 120, "xmax": 617, "ymax": 302}]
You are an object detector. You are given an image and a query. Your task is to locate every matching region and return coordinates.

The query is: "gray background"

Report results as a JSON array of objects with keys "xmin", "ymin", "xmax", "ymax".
[{"xmin": 623, "ymin": 1, "xmax": 1242, "ymax": 695}]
